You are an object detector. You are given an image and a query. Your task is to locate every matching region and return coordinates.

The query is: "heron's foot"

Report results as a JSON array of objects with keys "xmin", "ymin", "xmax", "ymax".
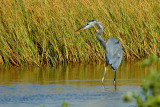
[
  {"xmin": 113, "ymin": 80, "xmax": 117, "ymax": 90},
  {"xmin": 102, "ymin": 77, "xmax": 104, "ymax": 85}
]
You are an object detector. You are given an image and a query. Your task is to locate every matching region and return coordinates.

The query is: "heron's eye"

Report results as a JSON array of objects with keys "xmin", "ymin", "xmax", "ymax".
[{"xmin": 87, "ymin": 22, "xmax": 93, "ymax": 25}]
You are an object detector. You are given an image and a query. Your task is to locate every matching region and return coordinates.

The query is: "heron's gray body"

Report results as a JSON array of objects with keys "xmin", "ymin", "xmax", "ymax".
[
  {"xmin": 95, "ymin": 21, "xmax": 123, "ymax": 71},
  {"xmin": 105, "ymin": 37, "xmax": 123, "ymax": 71}
]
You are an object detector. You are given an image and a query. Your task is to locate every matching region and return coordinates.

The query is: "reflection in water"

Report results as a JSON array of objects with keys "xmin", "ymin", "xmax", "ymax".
[
  {"xmin": 0, "ymin": 61, "xmax": 159, "ymax": 107},
  {"xmin": 0, "ymin": 61, "xmax": 159, "ymax": 86}
]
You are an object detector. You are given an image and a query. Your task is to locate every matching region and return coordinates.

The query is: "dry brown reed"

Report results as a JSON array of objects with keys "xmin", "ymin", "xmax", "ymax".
[{"xmin": 0, "ymin": 0, "xmax": 159, "ymax": 66}]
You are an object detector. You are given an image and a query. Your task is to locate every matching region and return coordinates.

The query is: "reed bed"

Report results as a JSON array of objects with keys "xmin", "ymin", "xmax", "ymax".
[{"xmin": 0, "ymin": 0, "xmax": 160, "ymax": 66}]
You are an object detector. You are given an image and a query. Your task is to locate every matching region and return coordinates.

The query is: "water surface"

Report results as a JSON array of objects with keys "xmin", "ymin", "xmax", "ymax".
[{"xmin": 0, "ymin": 62, "xmax": 159, "ymax": 107}]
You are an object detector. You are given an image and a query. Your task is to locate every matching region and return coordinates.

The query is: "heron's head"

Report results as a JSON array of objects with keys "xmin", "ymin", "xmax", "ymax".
[{"xmin": 75, "ymin": 20, "xmax": 97, "ymax": 32}]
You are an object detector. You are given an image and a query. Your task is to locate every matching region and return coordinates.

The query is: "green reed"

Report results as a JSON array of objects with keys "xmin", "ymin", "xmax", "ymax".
[{"xmin": 0, "ymin": 0, "xmax": 159, "ymax": 66}]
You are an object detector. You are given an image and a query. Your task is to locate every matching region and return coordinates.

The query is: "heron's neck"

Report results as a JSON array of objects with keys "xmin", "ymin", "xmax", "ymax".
[{"xmin": 96, "ymin": 22, "xmax": 106, "ymax": 48}]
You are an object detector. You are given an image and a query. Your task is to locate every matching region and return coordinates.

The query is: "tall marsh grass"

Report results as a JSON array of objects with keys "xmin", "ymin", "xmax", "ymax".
[{"xmin": 0, "ymin": 0, "xmax": 160, "ymax": 66}]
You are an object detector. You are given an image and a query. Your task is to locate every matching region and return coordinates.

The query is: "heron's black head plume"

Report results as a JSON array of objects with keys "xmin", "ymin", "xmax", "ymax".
[{"xmin": 87, "ymin": 20, "xmax": 96, "ymax": 23}]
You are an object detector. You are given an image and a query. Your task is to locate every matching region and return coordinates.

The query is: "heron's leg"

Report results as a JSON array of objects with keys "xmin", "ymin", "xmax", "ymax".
[
  {"xmin": 102, "ymin": 62, "xmax": 108, "ymax": 85},
  {"xmin": 113, "ymin": 70, "xmax": 117, "ymax": 85}
]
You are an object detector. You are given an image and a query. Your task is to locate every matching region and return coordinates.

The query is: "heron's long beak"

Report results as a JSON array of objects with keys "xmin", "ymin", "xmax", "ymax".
[{"xmin": 75, "ymin": 24, "xmax": 87, "ymax": 32}]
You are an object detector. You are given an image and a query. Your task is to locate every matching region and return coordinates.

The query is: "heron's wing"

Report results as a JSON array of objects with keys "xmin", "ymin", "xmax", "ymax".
[{"xmin": 105, "ymin": 37, "xmax": 123, "ymax": 70}]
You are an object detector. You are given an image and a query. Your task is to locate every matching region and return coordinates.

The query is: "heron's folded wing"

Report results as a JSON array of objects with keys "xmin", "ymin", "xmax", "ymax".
[{"xmin": 105, "ymin": 38, "xmax": 123, "ymax": 70}]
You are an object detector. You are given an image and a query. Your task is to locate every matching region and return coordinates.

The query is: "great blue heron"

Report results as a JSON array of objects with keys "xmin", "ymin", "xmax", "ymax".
[{"xmin": 75, "ymin": 20, "xmax": 123, "ymax": 85}]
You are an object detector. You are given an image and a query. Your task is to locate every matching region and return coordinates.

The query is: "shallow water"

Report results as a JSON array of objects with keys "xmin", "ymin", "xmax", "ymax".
[{"xmin": 0, "ymin": 61, "xmax": 159, "ymax": 107}]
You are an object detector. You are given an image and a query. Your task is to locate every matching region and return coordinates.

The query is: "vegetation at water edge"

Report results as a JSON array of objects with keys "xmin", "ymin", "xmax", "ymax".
[{"xmin": 124, "ymin": 55, "xmax": 160, "ymax": 107}]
